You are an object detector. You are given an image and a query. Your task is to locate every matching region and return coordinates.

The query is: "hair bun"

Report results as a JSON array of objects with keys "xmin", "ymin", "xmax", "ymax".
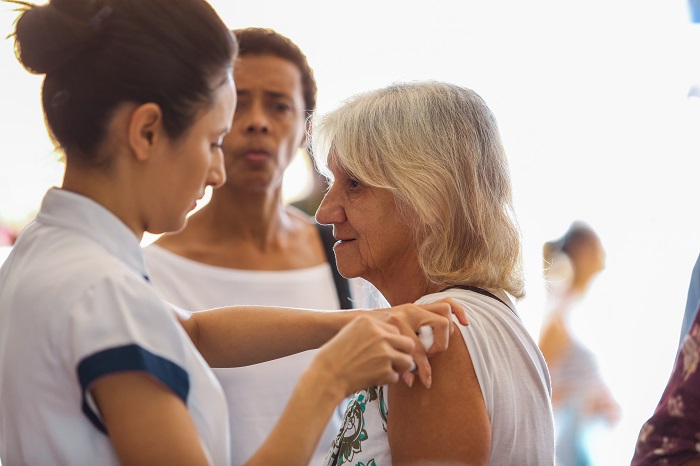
[{"xmin": 13, "ymin": 2, "xmax": 95, "ymax": 75}]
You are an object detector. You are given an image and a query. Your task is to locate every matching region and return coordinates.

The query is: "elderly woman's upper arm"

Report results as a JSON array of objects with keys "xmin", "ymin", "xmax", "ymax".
[{"xmin": 387, "ymin": 323, "xmax": 491, "ymax": 466}]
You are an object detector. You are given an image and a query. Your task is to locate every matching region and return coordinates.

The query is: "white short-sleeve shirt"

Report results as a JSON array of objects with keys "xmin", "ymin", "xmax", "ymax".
[{"xmin": 0, "ymin": 188, "xmax": 230, "ymax": 465}]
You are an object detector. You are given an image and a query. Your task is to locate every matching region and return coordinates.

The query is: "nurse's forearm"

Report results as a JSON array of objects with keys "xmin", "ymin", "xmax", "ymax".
[
  {"xmin": 244, "ymin": 363, "xmax": 344, "ymax": 466},
  {"xmin": 180, "ymin": 306, "xmax": 361, "ymax": 367}
]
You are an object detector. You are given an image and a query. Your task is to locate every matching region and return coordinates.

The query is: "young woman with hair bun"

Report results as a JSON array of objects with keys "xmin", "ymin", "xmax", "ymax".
[{"xmin": 0, "ymin": 2, "xmax": 466, "ymax": 465}]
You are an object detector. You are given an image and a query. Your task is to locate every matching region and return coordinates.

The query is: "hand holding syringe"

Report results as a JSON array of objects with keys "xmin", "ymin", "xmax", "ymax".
[{"xmin": 409, "ymin": 325, "xmax": 434, "ymax": 373}]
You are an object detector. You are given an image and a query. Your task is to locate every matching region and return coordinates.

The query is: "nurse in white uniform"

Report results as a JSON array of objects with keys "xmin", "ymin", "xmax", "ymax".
[{"xmin": 0, "ymin": 1, "xmax": 467, "ymax": 465}]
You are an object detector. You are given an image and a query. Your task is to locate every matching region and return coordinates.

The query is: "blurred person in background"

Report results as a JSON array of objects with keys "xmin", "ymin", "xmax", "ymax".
[
  {"xmin": 0, "ymin": 222, "xmax": 14, "ymax": 269},
  {"xmin": 632, "ymin": 265, "xmax": 700, "ymax": 465},
  {"xmin": 0, "ymin": 223, "xmax": 14, "ymax": 247},
  {"xmin": 679, "ymin": 254, "xmax": 700, "ymax": 346},
  {"xmin": 538, "ymin": 221, "xmax": 621, "ymax": 466},
  {"xmin": 630, "ymin": 6, "xmax": 700, "ymax": 462},
  {"xmin": 143, "ymin": 28, "xmax": 385, "ymax": 466}
]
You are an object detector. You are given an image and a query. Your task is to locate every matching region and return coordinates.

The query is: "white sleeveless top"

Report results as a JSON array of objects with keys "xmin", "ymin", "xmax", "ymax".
[{"xmin": 324, "ymin": 288, "xmax": 555, "ymax": 466}]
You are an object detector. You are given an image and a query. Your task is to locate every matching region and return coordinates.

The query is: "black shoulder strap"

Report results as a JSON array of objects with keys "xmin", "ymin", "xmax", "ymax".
[
  {"xmin": 315, "ymin": 223, "xmax": 353, "ymax": 309},
  {"xmin": 442, "ymin": 285, "xmax": 516, "ymax": 316}
]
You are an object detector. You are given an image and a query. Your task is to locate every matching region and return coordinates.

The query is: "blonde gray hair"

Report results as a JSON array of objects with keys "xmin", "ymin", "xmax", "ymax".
[{"xmin": 312, "ymin": 81, "xmax": 524, "ymax": 299}]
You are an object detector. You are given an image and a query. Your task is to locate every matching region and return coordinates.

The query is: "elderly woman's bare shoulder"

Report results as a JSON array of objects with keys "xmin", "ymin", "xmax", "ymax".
[{"xmin": 387, "ymin": 326, "xmax": 491, "ymax": 466}]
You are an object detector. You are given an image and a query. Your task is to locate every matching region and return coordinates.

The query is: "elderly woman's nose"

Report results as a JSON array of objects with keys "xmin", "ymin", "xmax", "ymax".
[{"xmin": 315, "ymin": 186, "xmax": 343, "ymax": 225}]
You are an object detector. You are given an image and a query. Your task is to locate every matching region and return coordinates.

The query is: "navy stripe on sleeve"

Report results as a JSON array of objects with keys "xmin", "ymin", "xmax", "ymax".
[{"xmin": 77, "ymin": 344, "xmax": 190, "ymax": 434}]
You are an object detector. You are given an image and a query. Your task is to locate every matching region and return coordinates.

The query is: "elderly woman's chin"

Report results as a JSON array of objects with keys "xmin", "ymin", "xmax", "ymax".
[{"xmin": 334, "ymin": 257, "xmax": 364, "ymax": 281}]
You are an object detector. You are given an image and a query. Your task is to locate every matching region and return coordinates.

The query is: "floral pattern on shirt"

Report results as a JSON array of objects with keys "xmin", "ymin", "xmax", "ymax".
[
  {"xmin": 632, "ymin": 317, "xmax": 700, "ymax": 465},
  {"xmin": 324, "ymin": 386, "xmax": 387, "ymax": 466}
]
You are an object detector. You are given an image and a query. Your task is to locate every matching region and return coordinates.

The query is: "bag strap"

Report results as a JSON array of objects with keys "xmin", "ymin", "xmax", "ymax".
[{"xmin": 316, "ymin": 223, "xmax": 353, "ymax": 309}]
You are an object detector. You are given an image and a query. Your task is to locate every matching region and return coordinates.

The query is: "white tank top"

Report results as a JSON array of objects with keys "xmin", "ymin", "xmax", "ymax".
[{"xmin": 324, "ymin": 288, "xmax": 555, "ymax": 466}]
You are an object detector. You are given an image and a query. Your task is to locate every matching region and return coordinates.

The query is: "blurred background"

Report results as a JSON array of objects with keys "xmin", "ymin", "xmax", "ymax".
[{"xmin": 2, "ymin": 0, "xmax": 700, "ymax": 463}]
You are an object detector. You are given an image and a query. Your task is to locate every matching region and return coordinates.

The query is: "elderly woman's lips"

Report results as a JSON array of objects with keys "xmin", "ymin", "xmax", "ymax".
[{"xmin": 334, "ymin": 239, "xmax": 354, "ymax": 249}]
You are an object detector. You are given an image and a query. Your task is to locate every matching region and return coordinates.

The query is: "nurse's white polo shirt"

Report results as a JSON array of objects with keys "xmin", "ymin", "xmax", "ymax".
[{"xmin": 0, "ymin": 188, "xmax": 230, "ymax": 465}]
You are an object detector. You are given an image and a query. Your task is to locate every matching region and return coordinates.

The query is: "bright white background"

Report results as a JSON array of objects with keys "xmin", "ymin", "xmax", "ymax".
[{"xmin": 2, "ymin": 1, "xmax": 700, "ymax": 464}]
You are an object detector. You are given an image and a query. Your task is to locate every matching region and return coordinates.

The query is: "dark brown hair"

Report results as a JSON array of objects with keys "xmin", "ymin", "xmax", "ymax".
[
  {"xmin": 233, "ymin": 28, "xmax": 317, "ymax": 119},
  {"xmin": 544, "ymin": 221, "xmax": 600, "ymax": 264},
  {"xmin": 9, "ymin": 0, "xmax": 237, "ymax": 162}
]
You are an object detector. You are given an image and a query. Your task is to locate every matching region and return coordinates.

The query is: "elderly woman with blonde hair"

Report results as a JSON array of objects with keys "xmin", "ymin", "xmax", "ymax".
[{"xmin": 313, "ymin": 81, "xmax": 555, "ymax": 465}]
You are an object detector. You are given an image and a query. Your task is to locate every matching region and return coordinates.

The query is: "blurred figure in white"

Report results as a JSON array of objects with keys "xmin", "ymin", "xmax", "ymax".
[{"xmin": 538, "ymin": 221, "xmax": 621, "ymax": 466}]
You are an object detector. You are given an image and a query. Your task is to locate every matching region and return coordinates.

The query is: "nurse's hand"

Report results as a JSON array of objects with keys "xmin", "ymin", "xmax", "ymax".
[
  {"xmin": 372, "ymin": 298, "xmax": 468, "ymax": 388},
  {"xmin": 310, "ymin": 298, "xmax": 467, "ymax": 395},
  {"xmin": 310, "ymin": 315, "xmax": 415, "ymax": 398}
]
